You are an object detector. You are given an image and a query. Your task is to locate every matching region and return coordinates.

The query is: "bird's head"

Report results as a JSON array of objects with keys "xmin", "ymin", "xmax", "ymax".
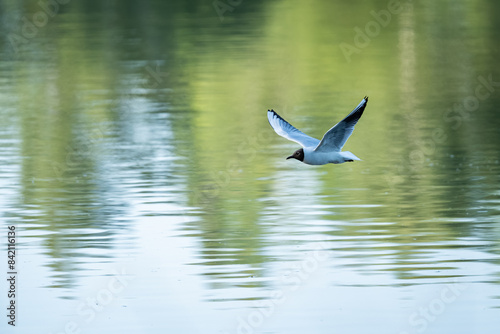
[{"xmin": 286, "ymin": 148, "xmax": 304, "ymax": 162}]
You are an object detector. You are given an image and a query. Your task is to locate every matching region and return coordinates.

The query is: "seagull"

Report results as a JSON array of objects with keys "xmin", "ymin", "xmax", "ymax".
[{"xmin": 267, "ymin": 96, "xmax": 368, "ymax": 165}]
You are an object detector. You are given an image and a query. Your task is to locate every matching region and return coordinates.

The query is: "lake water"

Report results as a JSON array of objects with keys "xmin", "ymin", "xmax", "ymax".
[{"xmin": 1, "ymin": 1, "xmax": 500, "ymax": 333}]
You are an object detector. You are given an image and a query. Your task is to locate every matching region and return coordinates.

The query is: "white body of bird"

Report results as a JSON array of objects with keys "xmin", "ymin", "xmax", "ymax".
[
  {"xmin": 301, "ymin": 149, "xmax": 361, "ymax": 165},
  {"xmin": 267, "ymin": 96, "xmax": 368, "ymax": 166}
]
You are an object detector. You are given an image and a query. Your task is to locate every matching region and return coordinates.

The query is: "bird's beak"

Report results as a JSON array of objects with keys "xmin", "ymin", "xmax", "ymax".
[{"xmin": 286, "ymin": 155, "xmax": 293, "ymax": 160}]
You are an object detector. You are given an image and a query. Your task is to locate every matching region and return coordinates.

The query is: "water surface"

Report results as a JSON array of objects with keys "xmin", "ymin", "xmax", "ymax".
[{"xmin": 1, "ymin": 1, "xmax": 500, "ymax": 333}]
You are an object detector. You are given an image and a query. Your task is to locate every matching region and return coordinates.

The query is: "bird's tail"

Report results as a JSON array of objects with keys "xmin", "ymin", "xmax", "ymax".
[{"xmin": 341, "ymin": 151, "xmax": 361, "ymax": 162}]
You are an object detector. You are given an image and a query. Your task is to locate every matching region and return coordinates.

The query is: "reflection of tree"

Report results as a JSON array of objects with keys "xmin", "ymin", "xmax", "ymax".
[
  {"xmin": 3, "ymin": 0, "xmax": 186, "ymax": 292},
  {"xmin": 2, "ymin": 0, "xmax": 499, "ymax": 297}
]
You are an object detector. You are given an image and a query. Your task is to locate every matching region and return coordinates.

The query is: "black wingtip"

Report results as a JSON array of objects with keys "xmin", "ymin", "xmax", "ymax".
[
  {"xmin": 268, "ymin": 109, "xmax": 289, "ymax": 124},
  {"xmin": 364, "ymin": 96, "xmax": 369, "ymax": 102}
]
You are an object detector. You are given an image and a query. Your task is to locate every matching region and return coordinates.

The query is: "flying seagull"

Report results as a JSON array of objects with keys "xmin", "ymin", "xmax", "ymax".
[{"xmin": 267, "ymin": 96, "xmax": 368, "ymax": 165}]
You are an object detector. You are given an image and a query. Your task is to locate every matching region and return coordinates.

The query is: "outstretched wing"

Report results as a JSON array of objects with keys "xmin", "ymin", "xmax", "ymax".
[
  {"xmin": 267, "ymin": 110, "xmax": 320, "ymax": 148},
  {"xmin": 314, "ymin": 96, "xmax": 368, "ymax": 152}
]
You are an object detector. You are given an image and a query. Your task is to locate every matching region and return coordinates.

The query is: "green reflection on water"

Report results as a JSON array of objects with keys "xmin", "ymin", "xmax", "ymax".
[{"xmin": 1, "ymin": 0, "xmax": 499, "ymax": 307}]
